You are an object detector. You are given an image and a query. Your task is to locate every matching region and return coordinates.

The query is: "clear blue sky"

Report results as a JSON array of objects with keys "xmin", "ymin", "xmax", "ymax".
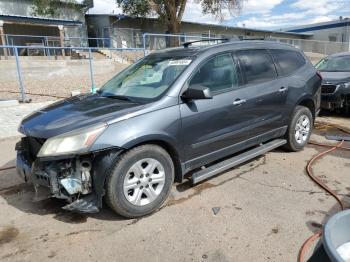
[{"xmin": 89, "ymin": 0, "xmax": 350, "ymax": 30}]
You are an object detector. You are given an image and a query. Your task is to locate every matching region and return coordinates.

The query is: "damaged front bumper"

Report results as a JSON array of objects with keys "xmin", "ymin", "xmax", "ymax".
[{"xmin": 15, "ymin": 137, "xmax": 122, "ymax": 214}]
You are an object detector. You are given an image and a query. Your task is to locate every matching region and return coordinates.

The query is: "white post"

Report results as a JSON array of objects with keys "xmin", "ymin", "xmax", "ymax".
[
  {"xmin": 58, "ymin": 25, "xmax": 65, "ymax": 57},
  {"xmin": 0, "ymin": 20, "xmax": 8, "ymax": 58}
]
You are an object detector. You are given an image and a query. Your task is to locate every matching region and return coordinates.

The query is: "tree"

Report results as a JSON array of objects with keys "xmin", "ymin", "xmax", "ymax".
[
  {"xmin": 116, "ymin": 0, "xmax": 243, "ymax": 34},
  {"xmin": 31, "ymin": 0, "xmax": 93, "ymax": 17}
]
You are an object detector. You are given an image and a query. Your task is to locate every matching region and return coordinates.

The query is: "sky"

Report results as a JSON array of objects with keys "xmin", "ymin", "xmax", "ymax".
[{"xmin": 88, "ymin": 0, "xmax": 350, "ymax": 30}]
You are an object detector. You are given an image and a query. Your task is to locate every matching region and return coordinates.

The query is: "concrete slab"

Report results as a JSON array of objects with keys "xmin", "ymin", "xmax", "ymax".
[
  {"xmin": 0, "ymin": 100, "xmax": 19, "ymax": 107},
  {"xmin": 0, "ymin": 113, "xmax": 348, "ymax": 261}
]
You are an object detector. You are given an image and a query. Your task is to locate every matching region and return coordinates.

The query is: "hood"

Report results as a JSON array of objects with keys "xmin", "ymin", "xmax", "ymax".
[
  {"xmin": 20, "ymin": 94, "xmax": 146, "ymax": 138},
  {"xmin": 320, "ymin": 71, "xmax": 350, "ymax": 84}
]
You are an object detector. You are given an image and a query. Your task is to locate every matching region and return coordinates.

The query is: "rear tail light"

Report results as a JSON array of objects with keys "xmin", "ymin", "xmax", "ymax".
[{"xmin": 316, "ymin": 71, "xmax": 322, "ymax": 80}]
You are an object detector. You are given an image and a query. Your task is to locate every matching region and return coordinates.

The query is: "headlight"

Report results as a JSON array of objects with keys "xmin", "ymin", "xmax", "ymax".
[
  {"xmin": 38, "ymin": 124, "xmax": 107, "ymax": 157},
  {"xmin": 341, "ymin": 82, "xmax": 350, "ymax": 88}
]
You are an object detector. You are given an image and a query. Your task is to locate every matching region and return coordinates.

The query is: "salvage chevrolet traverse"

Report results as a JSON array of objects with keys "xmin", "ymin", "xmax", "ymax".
[{"xmin": 16, "ymin": 40, "xmax": 321, "ymax": 218}]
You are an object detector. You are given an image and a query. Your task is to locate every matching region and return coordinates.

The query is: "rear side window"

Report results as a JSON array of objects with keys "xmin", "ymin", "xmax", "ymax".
[
  {"xmin": 189, "ymin": 53, "xmax": 239, "ymax": 93},
  {"xmin": 236, "ymin": 49, "xmax": 277, "ymax": 84},
  {"xmin": 270, "ymin": 49, "xmax": 306, "ymax": 76}
]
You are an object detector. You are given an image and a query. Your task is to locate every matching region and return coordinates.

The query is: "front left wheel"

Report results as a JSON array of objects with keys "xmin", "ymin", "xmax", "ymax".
[{"xmin": 105, "ymin": 144, "xmax": 174, "ymax": 218}]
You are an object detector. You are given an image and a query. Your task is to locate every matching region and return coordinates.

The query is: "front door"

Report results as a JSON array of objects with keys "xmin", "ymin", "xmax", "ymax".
[{"xmin": 180, "ymin": 53, "xmax": 252, "ymax": 168}]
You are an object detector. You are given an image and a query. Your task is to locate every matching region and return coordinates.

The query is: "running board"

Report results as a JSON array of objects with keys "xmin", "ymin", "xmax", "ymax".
[{"xmin": 191, "ymin": 139, "xmax": 286, "ymax": 184}]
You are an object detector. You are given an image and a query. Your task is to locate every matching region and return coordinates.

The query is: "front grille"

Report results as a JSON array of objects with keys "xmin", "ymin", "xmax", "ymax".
[
  {"xmin": 321, "ymin": 84, "xmax": 337, "ymax": 94},
  {"xmin": 21, "ymin": 137, "xmax": 46, "ymax": 161}
]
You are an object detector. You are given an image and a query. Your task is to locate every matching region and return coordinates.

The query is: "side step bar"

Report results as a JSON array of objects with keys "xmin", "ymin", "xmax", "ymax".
[{"xmin": 191, "ymin": 139, "xmax": 287, "ymax": 184}]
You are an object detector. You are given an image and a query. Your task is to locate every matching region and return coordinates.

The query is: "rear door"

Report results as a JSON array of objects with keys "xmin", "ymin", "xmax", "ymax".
[
  {"xmin": 269, "ymin": 49, "xmax": 308, "ymax": 119},
  {"xmin": 235, "ymin": 49, "xmax": 287, "ymax": 135}
]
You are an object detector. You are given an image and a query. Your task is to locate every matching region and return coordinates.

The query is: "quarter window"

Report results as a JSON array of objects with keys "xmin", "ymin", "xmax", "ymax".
[
  {"xmin": 270, "ymin": 49, "xmax": 306, "ymax": 76},
  {"xmin": 189, "ymin": 53, "xmax": 239, "ymax": 93},
  {"xmin": 236, "ymin": 49, "xmax": 277, "ymax": 84}
]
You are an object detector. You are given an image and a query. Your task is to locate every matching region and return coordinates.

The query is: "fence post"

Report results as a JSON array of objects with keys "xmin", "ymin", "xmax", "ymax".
[
  {"xmin": 88, "ymin": 48, "xmax": 96, "ymax": 93},
  {"xmin": 44, "ymin": 36, "xmax": 51, "ymax": 59},
  {"xmin": 142, "ymin": 34, "xmax": 146, "ymax": 56},
  {"xmin": 0, "ymin": 22, "xmax": 8, "ymax": 58},
  {"xmin": 14, "ymin": 47, "xmax": 27, "ymax": 102}
]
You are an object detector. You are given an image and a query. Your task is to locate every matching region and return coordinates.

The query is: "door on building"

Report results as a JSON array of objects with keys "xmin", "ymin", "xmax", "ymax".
[{"xmin": 103, "ymin": 27, "xmax": 110, "ymax": 48}]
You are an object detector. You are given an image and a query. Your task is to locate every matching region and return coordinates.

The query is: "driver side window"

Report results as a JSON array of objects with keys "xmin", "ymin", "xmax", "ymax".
[{"xmin": 189, "ymin": 53, "xmax": 239, "ymax": 93}]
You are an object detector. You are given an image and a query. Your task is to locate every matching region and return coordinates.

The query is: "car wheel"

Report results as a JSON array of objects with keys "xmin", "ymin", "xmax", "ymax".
[
  {"xmin": 105, "ymin": 144, "xmax": 174, "ymax": 218},
  {"xmin": 284, "ymin": 105, "xmax": 313, "ymax": 152}
]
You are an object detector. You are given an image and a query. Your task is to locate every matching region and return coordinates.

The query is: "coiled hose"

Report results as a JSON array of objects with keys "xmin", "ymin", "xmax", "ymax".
[{"xmin": 298, "ymin": 124, "xmax": 350, "ymax": 262}]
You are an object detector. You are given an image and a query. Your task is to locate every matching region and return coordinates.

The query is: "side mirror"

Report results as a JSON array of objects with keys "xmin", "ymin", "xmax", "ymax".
[{"xmin": 181, "ymin": 85, "xmax": 213, "ymax": 100}]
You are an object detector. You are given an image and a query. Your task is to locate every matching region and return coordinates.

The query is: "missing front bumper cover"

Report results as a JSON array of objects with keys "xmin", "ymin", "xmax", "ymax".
[{"xmin": 62, "ymin": 194, "xmax": 100, "ymax": 213}]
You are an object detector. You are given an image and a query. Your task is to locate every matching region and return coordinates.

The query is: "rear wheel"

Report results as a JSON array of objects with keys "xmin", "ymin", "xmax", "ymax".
[
  {"xmin": 284, "ymin": 106, "xmax": 313, "ymax": 152},
  {"xmin": 105, "ymin": 144, "xmax": 174, "ymax": 218}
]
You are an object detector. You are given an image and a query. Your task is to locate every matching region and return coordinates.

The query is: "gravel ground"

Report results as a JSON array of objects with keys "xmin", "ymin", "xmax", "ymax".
[
  {"xmin": 0, "ymin": 111, "xmax": 349, "ymax": 262},
  {"xmin": 0, "ymin": 73, "xmax": 118, "ymax": 102},
  {"xmin": 0, "ymin": 101, "xmax": 53, "ymax": 139}
]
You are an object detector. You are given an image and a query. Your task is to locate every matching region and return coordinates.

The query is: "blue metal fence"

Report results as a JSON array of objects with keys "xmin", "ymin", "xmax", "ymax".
[
  {"xmin": 0, "ymin": 33, "xmax": 226, "ymax": 102},
  {"xmin": 0, "ymin": 45, "xmax": 144, "ymax": 102}
]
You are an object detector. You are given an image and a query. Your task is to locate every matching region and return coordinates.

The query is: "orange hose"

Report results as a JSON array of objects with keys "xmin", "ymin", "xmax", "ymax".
[
  {"xmin": 306, "ymin": 140, "xmax": 346, "ymax": 210},
  {"xmin": 298, "ymin": 231, "xmax": 322, "ymax": 262},
  {"xmin": 309, "ymin": 140, "xmax": 350, "ymax": 151},
  {"xmin": 298, "ymin": 140, "xmax": 347, "ymax": 262}
]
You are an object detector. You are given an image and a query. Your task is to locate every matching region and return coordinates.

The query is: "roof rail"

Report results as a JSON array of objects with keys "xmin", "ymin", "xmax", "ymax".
[
  {"xmin": 182, "ymin": 38, "xmax": 229, "ymax": 48},
  {"xmin": 239, "ymin": 36, "xmax": 267, "ymax": 41},
  {"xmin": 182, "ymin": 36, "xmax": 267, "ymax": 48}
]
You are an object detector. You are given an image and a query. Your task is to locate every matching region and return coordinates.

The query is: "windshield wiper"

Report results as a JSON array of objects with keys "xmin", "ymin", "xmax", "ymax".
[{"xmin": 103, "ymin": 94, "xmax": 135, "ymax": 102}]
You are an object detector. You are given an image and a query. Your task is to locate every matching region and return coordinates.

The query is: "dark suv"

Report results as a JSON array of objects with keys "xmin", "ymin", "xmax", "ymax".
[
  {"xmin": 315, "ymin": 52, "xmax": 350, "ymax": 113},
  {"xmin": 16, "ymin": 41, "xmax": 321, "ymax": 218}
]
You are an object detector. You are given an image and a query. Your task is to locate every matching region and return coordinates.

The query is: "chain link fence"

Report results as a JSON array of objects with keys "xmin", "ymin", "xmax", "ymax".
[
  {"xmin": 0, "ymin": 45, "xmax": 144, "ymax": 102},
  {"xmin": 1, "ymin": 32, "xmax": 349, "ymax": 103},
  {"xmin": 270, "ymin": 37, "xmax": 349, "ymax": 56}
]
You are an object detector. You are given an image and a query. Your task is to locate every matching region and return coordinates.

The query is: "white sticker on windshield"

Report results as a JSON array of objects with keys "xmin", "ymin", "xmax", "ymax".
[{"xmin": 168, "ymin": 60, "xmax": 192, "ymax": 66}]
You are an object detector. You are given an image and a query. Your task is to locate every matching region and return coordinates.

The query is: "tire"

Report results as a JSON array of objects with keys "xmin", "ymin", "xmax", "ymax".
[
  {"xmin": 284, "ymin": 106, "xmax": 313, "ymax": 152},
  {"xmin": 105, "ymin": 144, "xmax": 174, "ymax": 218}
]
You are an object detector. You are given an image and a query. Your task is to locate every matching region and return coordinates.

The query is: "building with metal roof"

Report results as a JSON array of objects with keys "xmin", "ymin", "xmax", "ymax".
[
  {"xmin": 0, "ymin": 0, "xmax": 92, "ymax": 51},
  {"xmin": 85, "ymin": 14, "xmax": 312, "ymax": 49},
  {"xmin": 284, "ymin": 17, "xmax": 350, "ymax": 44}
]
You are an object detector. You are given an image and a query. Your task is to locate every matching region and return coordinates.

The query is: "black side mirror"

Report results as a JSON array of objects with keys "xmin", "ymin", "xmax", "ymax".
[{"xmin": 181, "ymin": 85, "xmax": 213, "ymax": 100}]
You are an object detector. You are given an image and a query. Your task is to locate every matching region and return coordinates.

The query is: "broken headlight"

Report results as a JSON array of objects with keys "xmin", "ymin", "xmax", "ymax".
[{"xmin": 38, "ymin": 124, "xmax": 107, "ymax": 157}]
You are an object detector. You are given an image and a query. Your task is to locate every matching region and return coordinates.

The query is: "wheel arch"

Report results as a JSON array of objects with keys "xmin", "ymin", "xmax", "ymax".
[
  {"xmin": 296, "ymin": 96, "xmax": 316, "ymax": 122},
  {"xmin": 123, "ymin": 135, "xmax": 184, "ymax": 183}
]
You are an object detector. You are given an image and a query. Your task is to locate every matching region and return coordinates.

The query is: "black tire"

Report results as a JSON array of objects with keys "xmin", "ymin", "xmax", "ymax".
[
  {"xmin": 284, "ymin": 106, "xmax": 313, "ymax": 152},
  {"xmin": 105, "ymin": 144, "xmax": 174, "ymax": 218}
]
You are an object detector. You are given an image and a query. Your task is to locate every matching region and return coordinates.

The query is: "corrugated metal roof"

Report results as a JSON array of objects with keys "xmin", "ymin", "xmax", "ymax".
[
  {"xmin": 0, "ymin": 14, "xmax": 82, "ymax": 25},
  {"xmin": 86, "ymin": 14, "xmax": 312, "ymax": 37},
  {"xmin": 284, "ymin": 19, "xmax": 350, "ymax": 33}
]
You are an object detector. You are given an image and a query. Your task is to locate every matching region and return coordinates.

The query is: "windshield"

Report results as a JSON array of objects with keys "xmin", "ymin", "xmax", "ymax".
[
  {"xmin": 99, "ymin": 55, "xmax": 193, "ymax": 102},
  {"xmin": 315, "ymin": 56, "xmax": 350, "ymax": 72}
]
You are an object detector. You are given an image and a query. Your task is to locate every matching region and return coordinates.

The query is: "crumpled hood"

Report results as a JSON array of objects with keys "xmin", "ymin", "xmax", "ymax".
[
  {"xmin": 20, "ymin": 94, "xmax": 146, "ymax": 138},
  {"xmin": 320, "ymin": 71, "xmax": 350, "ymax": 84}
]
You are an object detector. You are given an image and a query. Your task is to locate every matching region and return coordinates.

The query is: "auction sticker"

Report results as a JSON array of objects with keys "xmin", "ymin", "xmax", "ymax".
[{"xmin": 168, "ymin": 60, "xmax": 192, "ymax": 66}]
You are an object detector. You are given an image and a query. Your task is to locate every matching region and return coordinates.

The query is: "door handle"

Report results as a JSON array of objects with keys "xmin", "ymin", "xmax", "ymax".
[
  {"xmin": 279, "ymin": 87, "xmax": 288, "ymax": 93},
  {"xmin": 233, "ymin": 99, "xmax": 246, "ymax": 106}
]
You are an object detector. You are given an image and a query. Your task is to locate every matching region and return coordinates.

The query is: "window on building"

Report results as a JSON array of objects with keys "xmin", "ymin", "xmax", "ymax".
[
  {"xmin": 329, "ymin": 35, "xmax": 338, "ymax": 42},
  {"xmin": 236, "ymin": 49, "xmax": 277, "ymax": 84}
]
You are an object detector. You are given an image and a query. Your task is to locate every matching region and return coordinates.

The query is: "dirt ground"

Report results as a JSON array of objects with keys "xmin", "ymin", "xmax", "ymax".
[
  {"xmin": 0, "ymin": 73, "xmax": 118, "ymax": 102},
  {"xmin": 0, "ymin": 113, "xmax": 349, "ymax": 262}
]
